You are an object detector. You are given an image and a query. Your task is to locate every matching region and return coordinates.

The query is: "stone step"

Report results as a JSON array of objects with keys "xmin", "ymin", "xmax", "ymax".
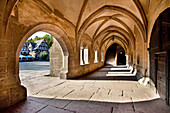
[
  {"xmin": 108, "ymin": 71, "xmax": 132, "ymax": 74},
  {"xmin": 99, "ymin": 70, "xmax": 131, "ymax": 72},
  {"xmin": 106, "ymin": 73, "xmax": 136, "ymax": 76}
]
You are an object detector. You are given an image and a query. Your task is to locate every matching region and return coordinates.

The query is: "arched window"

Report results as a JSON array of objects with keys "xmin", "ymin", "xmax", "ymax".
[
  {"xmin": 80, "ymin": 47, "xmax": 84, "ymax": 65},
  {"xmin": 80, "ymin": 46, "xmax": 89, "ymax": 65},
  {"xmin": 84, "ymin": 48, "xmax": 89, "ymax": 64},
  {"xmin": 101, "ymin": 52, "xmax": 104, "ymax": 62},
  {"xmin": 94, "ymin": 50, "xmax": 98, "ymax": 63}
]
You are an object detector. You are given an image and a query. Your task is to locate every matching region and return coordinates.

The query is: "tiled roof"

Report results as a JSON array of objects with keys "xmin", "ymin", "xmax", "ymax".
[{"xmin": 34, "ymin": 39, "xmax": 44, "ymax": 49}]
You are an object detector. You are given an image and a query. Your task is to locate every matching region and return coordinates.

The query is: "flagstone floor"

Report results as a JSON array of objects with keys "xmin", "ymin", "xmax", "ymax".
[{"xmin": 1, "ymin": 62, "xmax": 169, "ymax": 113}]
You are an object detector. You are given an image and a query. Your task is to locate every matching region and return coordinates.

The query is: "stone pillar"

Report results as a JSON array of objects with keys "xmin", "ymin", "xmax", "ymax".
[
  {"xmin": 67, "ymin": 52, "xmax": 77, "ymax": 78},
  {"xmin": 88, "ymin": 48, "xmax": 91, "ymax": 63},
  {"xmin": 82, "ymin": 48, "xmax": 85, "ymax": 64},
  {"xmin": 98, "ymin": 49, "xmax": 101, "ymax": 62},
  {"xmin": 133, "ymin": 50, "xmax": 137, "ymax": 65},
  {"xmin": 114, "ymin": 52, "xmax": 117, "ymax": 66},
  {"xmin": 128, "ymin": 53, "xmax": 131, "ymax": 67},
  {"xmin": 50, "ymin": 39, "xmax": 64, "ymax": 77},
  {"xmin": 89, "ymin": 47, "xmax": 94, "ymax": 64},
  {"xmin": 126, "ymin": 54, "xmax": 129, "ymax": 67},
  {"xmin": 0, "ymin": 42, "xmax": 26, "ymax": 109},
  {"xmin": 60, "ymin": 56, "xmax": 68, "ymax": 79}
]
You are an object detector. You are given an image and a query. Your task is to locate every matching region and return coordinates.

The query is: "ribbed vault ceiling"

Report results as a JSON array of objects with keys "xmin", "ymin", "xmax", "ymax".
[
  {"xmin": 14, "ymin": 0, "xmax": 149, "ymax": 52},
  {"xmin": 41, "ymin": 0, "xmax": 146, "ymax": 50}
]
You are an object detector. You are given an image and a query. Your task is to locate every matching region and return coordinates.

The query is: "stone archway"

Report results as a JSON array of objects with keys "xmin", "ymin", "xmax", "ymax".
[
  {"xmin": 16, "ymin": 24, "xmax": 71, "ymax": 80},
  {"xmin": 105, "ymin": 43, "xmax": 126, "ymax": 66},
  {"xmin": 149, "ymin": 8, "xmax": 170, "ymax": 105}
]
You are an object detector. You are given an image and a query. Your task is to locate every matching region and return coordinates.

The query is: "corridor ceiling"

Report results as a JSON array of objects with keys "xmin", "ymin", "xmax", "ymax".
[
  {"xmin": 37, "ymin": 0, "xmax": 147, "ymax": 50},
  {"xmin": 8, "ymin": 0, "xmax": 166, "ymax": 52}
]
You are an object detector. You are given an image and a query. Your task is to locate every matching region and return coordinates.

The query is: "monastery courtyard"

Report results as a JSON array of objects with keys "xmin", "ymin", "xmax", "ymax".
[{"xmin": 1, "ymin": 62, "xmax": 169, "ymax": 113}]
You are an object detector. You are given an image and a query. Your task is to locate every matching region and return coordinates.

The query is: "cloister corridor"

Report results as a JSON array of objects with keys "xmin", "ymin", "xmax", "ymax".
[
  {"xmin": 0, "ymin": 0, "xmax": 170, "ymax": 112},
  {"xmin": 1, "ymin": 62, "xmax": 169, "ymax": 113}
]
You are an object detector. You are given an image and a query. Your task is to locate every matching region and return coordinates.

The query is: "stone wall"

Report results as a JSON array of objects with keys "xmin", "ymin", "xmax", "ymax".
[{"xmin": 149, "ymin": 8, "xmax": 170, "ymax": 102}]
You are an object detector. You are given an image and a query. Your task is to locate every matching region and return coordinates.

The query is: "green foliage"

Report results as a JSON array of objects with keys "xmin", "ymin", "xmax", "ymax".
[
  {"xmin": 34, "ymin": 36, "xmax": 40, "ymax": 41},
  {"xmin": 26, "ymin": 38, "xmax": 34, "ymax": 43},
  {"xmin": 40, "ymin": 34, "xmax": 53, "ymax": 48},
  {"xmin": 40, "ymin": 51, "xmax": 49, "ymax": 61},
  {"xmin": 27, "ymin": 34, "xmax": 53, "ymax": 48},
  {"xmin": 34, "ymin": 54, "xmax": 37, "ymax": 58}
]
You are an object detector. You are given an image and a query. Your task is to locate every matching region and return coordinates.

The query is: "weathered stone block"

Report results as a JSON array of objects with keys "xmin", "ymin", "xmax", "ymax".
[
  {"xmin": 10, "ymin": 86, "xmax": 27, "ymax": 105},
  {"xmin": 0, "ymin": 66, "xmax": 7, "ymax": 73}
]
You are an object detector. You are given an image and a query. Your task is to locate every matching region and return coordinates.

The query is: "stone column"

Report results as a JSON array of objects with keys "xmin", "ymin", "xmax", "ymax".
[
  {"xmin": 89, "ymin": 47, "xmax": 94, "ymax": 64},
  {"xmin": 114, "ymin": 52, "xmax": 117, "ymax": 66},
  {"xmin": 128, "ymin": 53, "xmax": 131, "ymax": 67},
  {"xmin": 0, "ymin": 41, "xmax": 26, "ymax": 109},
  {"xmin": 133, "ymin": 50, "xmax": 137, "ymax": 65},
  {"xmin": 82, "ymin": 48, "xmax": 85, "ymax": 64},
  {"xmin": 126, "ymin": 54, "xmax": 129, "ymax": 67},
  {"xmin": 60, "ymin": 56, "xmax": 68, "ymax": 79},
  {"xmin": 50, "ymin": 39, "xmax": 63, "ymax": 77}
]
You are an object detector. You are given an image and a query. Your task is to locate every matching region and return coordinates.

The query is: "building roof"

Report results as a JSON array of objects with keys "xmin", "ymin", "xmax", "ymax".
[
  {"xmin": 30, "ymin": 42, "xmax": 37, "ymax": 49},
  {"xmin": 34, "ymin": 39, "xmax": 45, "ymax": 49},
  {"xmin": 25, "ymin": 42, "xmax": 30, "ymax": 47}
]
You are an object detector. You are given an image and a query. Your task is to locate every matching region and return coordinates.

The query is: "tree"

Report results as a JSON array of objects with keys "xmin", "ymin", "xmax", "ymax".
[
  {"xmin": 34, "ymin": 36, "xmax": 40, "ymax": 41},
  {"xmin": 40, "ymin": 34, "xmax": 53, "ymax": 48},
  {"xmin": 40, "ymin": 51, "xmax": 49, "ymax": 61},
  {"xmin": 26, "ymin": 34, "xmax": 53, "ymax": 48},
  {"xmin": 26, "ymin": 38, "xmax": 34, "ymax": 43}
]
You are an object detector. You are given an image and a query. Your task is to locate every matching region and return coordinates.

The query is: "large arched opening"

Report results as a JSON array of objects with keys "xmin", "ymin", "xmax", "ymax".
[
  {"xmin": 105, "ymin": 43, "xmax": 126, "ymax": 66},
  {"xmin": 149, "ymin": 8, "xmax": 170, "ymax": 105},
  {"xmin": 16, "ymin": 24, "xmax": 71, "ymax": 80},
  {"xmin": 15, "ymin": 24, "xmax": 71, "ymax": 98}
]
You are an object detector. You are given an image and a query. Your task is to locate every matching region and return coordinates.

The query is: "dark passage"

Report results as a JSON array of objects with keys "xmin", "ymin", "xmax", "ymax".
[
  {"xmin": 105, "ymin": 43, "xmax": 126, "ymax": 66},
  {"xmin": 117, "ymin": 51, "xmax": 126, "ymax": 65}
]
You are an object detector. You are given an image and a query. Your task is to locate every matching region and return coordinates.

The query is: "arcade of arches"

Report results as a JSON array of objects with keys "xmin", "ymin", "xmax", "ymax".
[{"xmin": 0, "ymin": 0, "xmax": 170, "ymax": 110}]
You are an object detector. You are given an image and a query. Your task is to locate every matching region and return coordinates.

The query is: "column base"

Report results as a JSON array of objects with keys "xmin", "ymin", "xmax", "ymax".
[
  {"xmin": 0, "ymin": 85, "xmax": 27, "ymax": 109},
  {"xmin": 60, "ymin": 72, "xmax": 67, "ymax": 79}
]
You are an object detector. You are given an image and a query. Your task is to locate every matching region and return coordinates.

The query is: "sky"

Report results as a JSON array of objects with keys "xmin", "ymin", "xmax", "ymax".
[{"xmin": 28, "ymin": 31, "xmax": 51, "ymax": 39}]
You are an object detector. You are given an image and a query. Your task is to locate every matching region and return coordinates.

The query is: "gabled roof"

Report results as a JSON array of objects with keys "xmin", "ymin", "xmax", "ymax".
[
  {"xmin": 34, "ymin": 39, "xmax": 45, "ymax": 49},
  {"xmin": 30, "ymin": 42, "xmax": 37, "ymax": 48},
  {"xmin": 28, "ymin": 39, "xmax": 48, "ymax": 50},
  {"xmin": 25, "ymin": 42, "xmax": 30, "ymax": 47}
]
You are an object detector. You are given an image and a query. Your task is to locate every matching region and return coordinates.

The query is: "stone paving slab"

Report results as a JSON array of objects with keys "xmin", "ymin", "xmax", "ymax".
[
  {"xmin": 63, "ymin": 89, "xmax": 95, "ymax": 100},
  {"xmin": 2, "ymin": 62, "xmax": 168, "ymax": 113},
  {"xmin": 38, "ymin": 106, "xmax": 73, "ymax": 113},
  {"xmin": 64, "ymin": 100, "xmax": 113, "ymax": 113},
  {"xmin": 35, "ymin": 83, "xmax": 66, "ymax": 97},
  {"xmin": 54, "ymin": 87, "xmax": 75, "ymax": 98},
  {"xmin": 1, "ymin": 99, "xmax": 47, "ymax": 113},
  {"xmin": 28, "ymin": 95, "xmax": 54, "ymax": 104},
  {"xmin": 45, "ymin": 98, "xmax": 72, "ymax": 109},
  {"xmin": 133, "ymin": 99, "xmax": 170, "ymax": 113},
  {"xmin": 25, "ymin": 77, "xmax": 65, "ymax": 95}
]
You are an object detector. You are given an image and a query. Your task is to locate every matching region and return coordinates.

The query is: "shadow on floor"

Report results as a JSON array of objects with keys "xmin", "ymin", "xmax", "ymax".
[
  {"xmin": 1, "ymin": 96, "xmax": 169, "ymax": 113},
  {"xmin": 71, "ymin": 65, "xmax": 137, "ymax": 81}
]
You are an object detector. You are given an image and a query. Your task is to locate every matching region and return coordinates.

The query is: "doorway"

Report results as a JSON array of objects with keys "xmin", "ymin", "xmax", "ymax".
[
  {"xmin": 150, "ymin": 8, "xmax": 170, "ymax": 105},
  {"xmin": 105, "ymin": 43, "xmax": 126, "ymax": 66},
  {"xmin": 117, "ymin": 51, "xmax": 126, "ymax": 65}
]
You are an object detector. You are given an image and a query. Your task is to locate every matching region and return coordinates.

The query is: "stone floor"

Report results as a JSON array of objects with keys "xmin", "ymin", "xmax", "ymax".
[
  {"xmin": 1, "ymin": 62, "xmax": 170, "ymax": 113},
  {"xmin": 76, "ymin": 65, "xmax": 137, "ymax": 81},
  {"xmin": 19, "ymin": 61, "xmax": 50, "ymax": 81}
]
